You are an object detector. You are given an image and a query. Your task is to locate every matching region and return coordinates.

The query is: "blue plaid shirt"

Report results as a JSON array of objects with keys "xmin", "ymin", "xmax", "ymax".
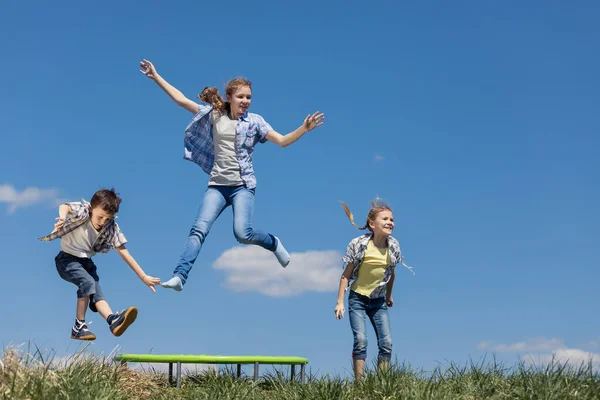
[
  {"xmin": 183, "ymin": 104, "xmax": 273, "ymax": 189},
  {"xmin": 342, "ymin": 233, "xmax": 414, "ymax": 299}
]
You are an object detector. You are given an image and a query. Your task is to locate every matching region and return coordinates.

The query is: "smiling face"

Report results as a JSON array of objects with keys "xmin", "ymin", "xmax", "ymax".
[
  {"xmin": 368, "ymin": 209, "xmax": 394, "ymax": 238},
  {"xmin": 227, "ymin": 85, "xmax": 252, "ymax": 119}
]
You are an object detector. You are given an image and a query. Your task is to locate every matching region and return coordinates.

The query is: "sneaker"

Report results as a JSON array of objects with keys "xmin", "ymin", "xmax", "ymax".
[
  {"xmin": 71, "ymin": 320, "xmax": 96, "ymax": 341},
  {"xmin": 109, "ymin": 306, "xmax": 138, "ymax": 337}
]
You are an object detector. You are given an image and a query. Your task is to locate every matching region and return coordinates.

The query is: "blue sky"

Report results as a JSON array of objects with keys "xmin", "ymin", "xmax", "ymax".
[{"xmin": 1, "ymin": 1, "xmax": 599, "ymax": 377}]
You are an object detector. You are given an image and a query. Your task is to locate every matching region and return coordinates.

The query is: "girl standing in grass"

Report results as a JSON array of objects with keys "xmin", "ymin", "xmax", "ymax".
[
  {"xmin": 334, "ymin": 199, "xmax": 413, "ymax": 380},
  {"xmin": 139, "ymin": 59, "xmax": 325, "ymax": 291}
]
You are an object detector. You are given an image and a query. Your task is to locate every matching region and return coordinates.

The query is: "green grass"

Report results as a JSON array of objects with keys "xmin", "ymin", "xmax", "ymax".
[{"xmin": 1, "ymin": 345, "xmax": 599, "ymax": 399}]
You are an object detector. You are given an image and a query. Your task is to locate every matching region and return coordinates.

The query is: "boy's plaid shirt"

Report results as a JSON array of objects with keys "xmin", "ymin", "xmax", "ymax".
[
  {"xmin": 38, "ymin": 200, "xmax": 127, "ymax": 254},
  {"xmin": 342, "ymin": 233, "xmax": 414, "ymax": 299}
]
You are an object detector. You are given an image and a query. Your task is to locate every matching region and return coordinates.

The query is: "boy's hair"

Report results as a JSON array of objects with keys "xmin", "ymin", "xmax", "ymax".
[
  {"xmin": 90, "ymin": 188, "xmax": 122, "ymax": 214},
  {"xmin": 340, "ymin": 198, "xmax": 393, "ymax": 233},
  {"xmin": 198, "ymin": 77, "xmax": 252, "ymax": 115}
]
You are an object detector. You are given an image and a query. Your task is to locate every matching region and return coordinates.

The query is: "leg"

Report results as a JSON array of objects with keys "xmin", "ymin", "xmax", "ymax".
[
  {"xmin": 93, "ymin": 300, "xmax": 113, "ymax": 321},
  {"xmin": 166, "ymin": 187, "xmax": 228, "ymax": 288},
  {"xmin": 76, "ymin": 297, "xmax": 90, "ymax": 321},
  {"xmin": 348, "ymin": 291, "xmax": 368, "ymax": 381},
  {"xmin": 253, "ymin": 362, "xmax": 259, "ymax": 380},
  {"xmin": 231, "ymin": 187, "xmax": 290, "ymax": 267},
  {"xmin": 368, "ymin": 299, "xmax": 392, "ymax": 373},
  {"xmin": 55, "ymin": 252, "xmax": 99, "ymax": 340}
]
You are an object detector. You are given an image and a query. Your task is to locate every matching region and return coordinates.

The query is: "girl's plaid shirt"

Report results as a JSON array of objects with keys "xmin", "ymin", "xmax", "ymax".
[
  {"xmin": 183, "ymin": 104, "xmax": 273, "ymax": 190},
  {"xmin": 38, "ymin": 200, "xmax": 127, "ymax": 254},
  {"xmin": 342, "ymin": 233, "xmax": 414, "ymax": 299}
]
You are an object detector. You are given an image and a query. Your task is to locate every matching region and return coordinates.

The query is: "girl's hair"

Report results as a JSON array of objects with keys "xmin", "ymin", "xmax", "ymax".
[
  {"xmin": 340, "ymin": 198, "xmax": 392, "ymax": 232},
  {"xmin": 198, "ymin": 77, "xmax": 252, "ymax": 115}
]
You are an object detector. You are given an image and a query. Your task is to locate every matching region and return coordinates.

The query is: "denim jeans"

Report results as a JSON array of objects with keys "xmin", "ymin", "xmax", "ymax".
[
  {"xmin": 55, "ymin": 251, "xmax": 106, "ymax": 312},
  {"xmin": 173, "ymin": 185, "xmax": 276, "ymax": 284},
  {"xmin": 348, "ymin": 290, "xmax": 392, "ymax": 361}
]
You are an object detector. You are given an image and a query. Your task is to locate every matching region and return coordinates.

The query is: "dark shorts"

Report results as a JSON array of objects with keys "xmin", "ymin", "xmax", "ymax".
[{"xmin": 55, "ymin": 251, "xmax": 105, "ymax": 312}]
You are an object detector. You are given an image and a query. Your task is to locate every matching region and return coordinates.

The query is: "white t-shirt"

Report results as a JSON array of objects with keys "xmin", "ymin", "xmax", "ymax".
[
  {"xmin": 61, "ymin": 219, "xmax": 100, "ymax": 258},
  {"xmin": 209, "ymin": 111, "xmax": 244, "ymax": 186}
]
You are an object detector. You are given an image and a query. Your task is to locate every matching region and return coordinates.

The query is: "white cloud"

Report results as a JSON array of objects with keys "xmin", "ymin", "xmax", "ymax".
[
  {"xmin": 477, "ymin": 337, "xmax": 565, "ymax": 352},
  {"xmin": 525, "ymin": 348, "xmax": 600, "ymax": 369},
  {"xmin": 477, "ymin": 337, "xmax": 600, "ymax": 368},
  {"xmin": 374, "ymin": 154, "xmax": 385, "ymax": 161},
  {"xmin": 0, "ymin": 184, "xmax": 64, "ymax": 214},
  {"xmin": 212, "ymin": 246, "xmax": 342, "ymax": 297}
]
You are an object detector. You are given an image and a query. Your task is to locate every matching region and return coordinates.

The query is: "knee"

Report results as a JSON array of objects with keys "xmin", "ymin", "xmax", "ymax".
[
  {"xmin": 354, "ymin": 334, "xmax": 368, "ymax": 351},
  {"xmin": 379, "ymin": 336, "xmax": 393, "ymax": 355},
  {"xmin": 77, "ymin": 279, "xmax": 96, "ymax": 297},
  {"xmin": 233, "ymin": 226, "xmax": 253, "ymax": 244},
  {"xmin": 353, "ymin": 334, "xmax": 368, "ymax": 359},
  {"xmin": 190, "ymin": 222, "xmax": 210, "ymax": 241}
]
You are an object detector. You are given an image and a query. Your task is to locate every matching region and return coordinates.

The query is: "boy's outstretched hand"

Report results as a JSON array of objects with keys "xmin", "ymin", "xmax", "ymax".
[{"xmin": 142, "ymin": 275, "xmax": 161, "ymax": 292}]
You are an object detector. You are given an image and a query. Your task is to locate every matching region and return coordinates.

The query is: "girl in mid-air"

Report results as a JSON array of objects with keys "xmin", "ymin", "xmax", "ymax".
[{"xmin": 140, "ymin": 59, "xmax": 325, "ymax": 291}]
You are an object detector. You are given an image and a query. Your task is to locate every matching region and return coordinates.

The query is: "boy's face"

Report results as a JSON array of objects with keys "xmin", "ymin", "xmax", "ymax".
[{"xmin": 89, "ymin": 206, "xmax": 115, "ymax": 230}]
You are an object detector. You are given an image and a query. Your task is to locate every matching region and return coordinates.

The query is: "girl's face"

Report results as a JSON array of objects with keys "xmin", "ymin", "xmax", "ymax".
[
  {"xmin": 369, "ymin": 210, "xmax": 394, "ymax": 237},
  {"xmin": 227, "ymin": 86, "xmax": 252, "ymax": 118}
]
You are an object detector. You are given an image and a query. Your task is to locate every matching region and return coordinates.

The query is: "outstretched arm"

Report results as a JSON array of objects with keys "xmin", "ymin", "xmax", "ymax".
[
  {"xmin": 334, "ymin": 263, "xmax": 354, "ymax": 319},
  {"xmin": 265, "ymin": 111, "xmax": 325, "ymax": 147},
  {"xmin": 140, "ymin": 59, "xmax": 199, "ymax": 114},
  {"xmin": 115, "ymin": 245, "xmax": 161, "ymax": 292}
]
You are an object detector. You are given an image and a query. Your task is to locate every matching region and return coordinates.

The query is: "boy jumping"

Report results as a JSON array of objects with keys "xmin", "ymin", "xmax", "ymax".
[{"xmin": 39, "ymin": 188, "xmax": 160, "ymax": 340}]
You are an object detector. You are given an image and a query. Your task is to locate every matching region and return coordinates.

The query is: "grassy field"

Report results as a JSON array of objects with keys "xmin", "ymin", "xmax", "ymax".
[{"xmin": 1, "ymin": 346, "xmax": 599, "ymax": 399}]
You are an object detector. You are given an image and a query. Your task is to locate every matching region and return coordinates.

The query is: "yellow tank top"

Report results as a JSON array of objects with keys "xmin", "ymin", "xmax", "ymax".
[{"xmin": 350, "ymin": 240, "xmax": 390, "ymax": 297}]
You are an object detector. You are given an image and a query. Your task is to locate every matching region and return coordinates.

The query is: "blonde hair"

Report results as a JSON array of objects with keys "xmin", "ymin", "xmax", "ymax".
[
  {"xmin": 198, "ymin": 77, "xmax": 252, "ymax": 116},
  {"xmin": 340, "ymin": 198, "xmax": 393, "ymax": 232}
]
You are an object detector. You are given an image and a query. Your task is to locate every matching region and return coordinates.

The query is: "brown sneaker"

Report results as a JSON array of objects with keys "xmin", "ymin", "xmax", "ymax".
[{"xmin": 109, "ymin": 307, "xmax": 138, "ymax": 337}]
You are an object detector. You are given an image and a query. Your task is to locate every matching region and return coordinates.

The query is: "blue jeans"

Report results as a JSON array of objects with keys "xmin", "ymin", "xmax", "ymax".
[
  {"xmin": 173, "ymin": 185, "xmax": 276, "ymax": 284},
  {"xmin": 348, "ymin": 290, "xmax": 392, "ymax": 361},
  {"xmin": 55, "ymin": 251, "xmax": 106, "ymax": 312}
]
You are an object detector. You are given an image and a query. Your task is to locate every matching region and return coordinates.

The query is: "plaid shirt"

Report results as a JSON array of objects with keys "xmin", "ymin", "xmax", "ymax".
[
  {"xmin": 184, "ymin": 104, "xmax": 273, "ymax": 190},
  {"xmin": 342, "ymin": 233, "xmax": 414, "ymax": 299},
  {"xmin": 38, "ymin": 200, "xmax": 127, "ymax": 254}
]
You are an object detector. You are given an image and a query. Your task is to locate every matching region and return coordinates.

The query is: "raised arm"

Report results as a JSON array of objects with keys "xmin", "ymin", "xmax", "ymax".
[
  {"xmin": 265, "ymin": 111, "xmax": 325, "ymax": 147},
  {"xmin": 52, "ymin": 204, "xmax": 72, "ymax": 232},
  {"xmin": 139, "ymin": 59, "xmax": 199, "ymax": 114}
]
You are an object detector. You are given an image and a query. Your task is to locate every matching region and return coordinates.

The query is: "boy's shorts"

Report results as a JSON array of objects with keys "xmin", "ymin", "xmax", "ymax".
[{"xmin": 55, "ymin": 251, "xmax": 105, "ymax": 312}]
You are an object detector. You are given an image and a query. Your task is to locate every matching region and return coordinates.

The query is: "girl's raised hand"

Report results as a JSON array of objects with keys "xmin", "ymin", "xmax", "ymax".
[
  {"xmin": 139, "ymin": 59, "xmax": 158, "ymax": 79},
  {"xmin": 303, "ymin": 111, "xmax": 325, "ymax": 132}
]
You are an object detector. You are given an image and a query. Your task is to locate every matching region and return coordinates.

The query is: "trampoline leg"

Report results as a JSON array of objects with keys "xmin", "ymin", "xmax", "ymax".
[{"xmin": 253, "ymin": 362, "xmax": 259, "ymax": 380}]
